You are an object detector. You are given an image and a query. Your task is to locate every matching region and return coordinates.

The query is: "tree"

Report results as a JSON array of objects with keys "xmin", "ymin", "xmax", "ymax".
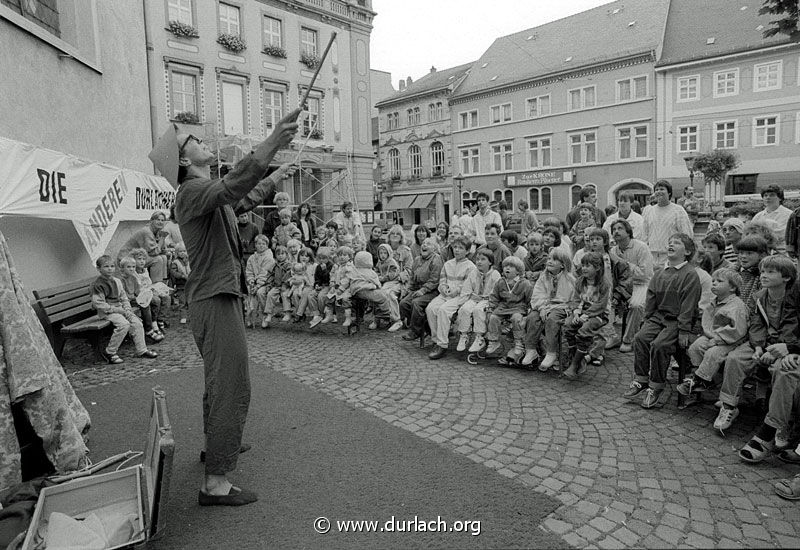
[
  {"xmin": 692, "ymin": 150, "xmax": 741, "ymax": 206},
  {"xmin": 759, "ymin": 0, "xmax": 800, "ymax": 41}
]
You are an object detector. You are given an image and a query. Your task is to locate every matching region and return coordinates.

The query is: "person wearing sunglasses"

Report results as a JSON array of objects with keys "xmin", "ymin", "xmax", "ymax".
[{"xmin": 160, "ymin": 107, "xmax": 300, "ymax": 507}]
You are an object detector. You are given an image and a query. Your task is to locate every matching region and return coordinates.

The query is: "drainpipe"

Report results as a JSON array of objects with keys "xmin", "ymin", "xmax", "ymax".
[{"xmin": 142, "ymin": 0, "xmax": 158, "ymax": 151}]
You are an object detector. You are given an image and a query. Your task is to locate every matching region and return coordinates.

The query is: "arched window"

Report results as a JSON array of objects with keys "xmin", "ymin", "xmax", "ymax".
[
  {"xmin": 430, "ymin": 141, "xmax": 444, "ymax": 176},
  {"xmin": 529, "ymin": 188, "xmax": 540, "ymax": 211},
  {"xmin": 428, "ymin": 103, "xmax": 438, "ymax": 121},
  {"xmin": 406, "ymin": 109, "xmax": 414, "ymax": 126},
  {"xmin": 408, "ymin": 145, "xmax": 422, "ymax": 178},
  {"xmin": 388, "ymin": 148, "xmax": 400, "ymax": 179},
  {"xmin": 541, "ymin": 187, "xmax": 552, "ymax": 211},
  {"xmin": 502, "ymin": 189, "xmax": 513, "ymax": 205},
  {"xmin": 570, "ymin": 184, "xmax": 583, "ymax": 207},
  {"xmin": 492, "ymin": 189, "xmax": 503, "ymax": 203}
]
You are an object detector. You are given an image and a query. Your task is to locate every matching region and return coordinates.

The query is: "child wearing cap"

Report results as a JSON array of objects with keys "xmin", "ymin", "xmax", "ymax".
[
  {"xmin": 721, "ymin": 217, "xmax": 744, "ymax": 266},
  {"xmin": 677, "ymin": 268, "xmax": 749, "ymax": 400}
]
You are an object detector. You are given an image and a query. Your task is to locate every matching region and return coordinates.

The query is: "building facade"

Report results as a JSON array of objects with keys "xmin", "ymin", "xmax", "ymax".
[
  {"xmin": 655, "ymin": 0, "xmax": 800, "ymax": 202},
  {"xmin": 448, "ymin": 0, "xmax": 669, "ymax": 221},
  {"xmin": 376, "ymin": 64, "xmax": 471, "ymax": 227},
  {"xmin": 0, "ymin": 0, "xmax": 154, "ymax": 290},
  {"xmin": 144, "ymin": 0, "xmax": 376, "ymax": 222}
]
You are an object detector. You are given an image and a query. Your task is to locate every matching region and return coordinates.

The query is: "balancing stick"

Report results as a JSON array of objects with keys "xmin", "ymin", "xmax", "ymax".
[{"xmin": 298, "ymin": 31, "xmax": 337, "ymax": 110}]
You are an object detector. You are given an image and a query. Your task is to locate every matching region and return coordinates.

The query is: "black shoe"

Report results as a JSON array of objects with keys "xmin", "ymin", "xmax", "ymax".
[
  {"xmin": 428, "ymin": 347, "xmax": 447, "ymax": 360},
  {"xmin": 623, "ymin": 380, "xmax": 648, "ymax": 399}
]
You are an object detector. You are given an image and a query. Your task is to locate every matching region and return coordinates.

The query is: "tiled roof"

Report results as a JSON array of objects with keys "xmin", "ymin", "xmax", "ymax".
[
  {"xmin": 376, "ymin": 62, "xmax": 473, "ymax": 106},
  {"xmin": 657, "ymin": 0, "xmax": 793, "ymax": 67},
  {"xmin": 453, "ymin": 0, "xmax": 669, "ymax": 98}
]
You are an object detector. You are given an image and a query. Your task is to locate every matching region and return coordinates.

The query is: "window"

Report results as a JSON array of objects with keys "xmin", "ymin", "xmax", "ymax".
[
  {"xmin": 388, "ymin": 148, "xmax": 400, "ymax": 179},
  {"xmin": 428, "ymin": 102, "xmax": 443, "ymax": 122},
  {"xmin": 218, "ymin": 2, "xmax": 241, "ymax": 36},
  {"xmin": 529, "ymin": 187, "xmax": 552, "ymax": 212},
  {"xmin": 169, "ymin": 69, "xmax": 198, "ymax": 118},
  {"xmin": 408, "ymin": 145, "xmax": 422, "ymax": 178},
  {"xmin": 570, "ymin": 185, "xmax": 583, "ymax": 207},
  {"xmin": 568, "ymin": 86, "xmax": 596, "ymax": 111},
  {"xmin": 263, "ymin": 89, "xmax": 283, "ymax": 133},
  {"xmin": 221, "ymin": 80, "xmax": 245, "ymax": 135},
  {"xmin": 569, "ymin": 131, "xmax": 597, "ymax": 164},
  {"xmin": 491, "ymin": 142, "xmax": 513, "ymax": 171},
  {"xmin": 494, "ymin": 189, "xmax": 513, "ymax": 205},
  {"xmin": 263, "ymin": 15, "xmax": 282, "ymax": 47},
  {"xmin": 714, "ymin": 120, "xmax": 737, "ymax": 149},
  {"xmin": 727, "ymin": 174, "xmax": 758, "ymax": 195},
  {"xmin": 526, "ymin": 95, "xmax": 550, "ymax": 118},
  {"xmin": 430, "ymin": 142, "xmax": 444, "ymax": 176},
  {"xmin": 617, "ymin": 125, "xmax": 648, "ymax": 159},
  {"xmin": 387, "ymin": 112, "xmax": 398, "ymax": 130},
  {"xmin": 460, "ymin": 147, "xmax": 480, "ymax": 174},
  {"xmin": 300, "ymin": 27, "xmax": 318, "ymax": 56},
  {"xmin": 617, "ymin": 76, "xmax": 647, "ymax": 101},
  {"xmin": 677, "ymin": 75, "xmax": 699, "ymax": 102},
  {"xmin": 490, "ymin": 103, "xmax": 512, "ymax": 124},
  {"xmin": 406, "ymin": 107, "xmax": 420, "ymax": 126},
  {"xmin": 753, "ymin": 115, "xmax": 779, "ymax": 146},
  {"xmin": 459, "ymin": 110, "xmax": 478, "ymax": 129},
  {"xmin": 168, "ymin": 0, "xmax": 193, "ymax": 25},
  {"xmin": 713, "ymin": 69, "xmax": 739, "ymax": 97},
  {"xmin": 303, "ymin": 96, "xmax": 321, "ymax": 135},
  {"xmin": 527, "ymin": 137, "xmax": 551, "ymax": 168},
  {"xmin": 754, "ymin": 61, "xmax": 782, "ymax": 91},
  {"xmin": 677, "ymin": 125, "xmax": 698, "ymax": 153}
]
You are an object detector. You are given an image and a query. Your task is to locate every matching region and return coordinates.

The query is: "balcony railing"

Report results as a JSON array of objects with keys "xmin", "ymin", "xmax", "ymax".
[{"xmin": 296, "ymin": 0, "xmax": 373, "ymax": 23}]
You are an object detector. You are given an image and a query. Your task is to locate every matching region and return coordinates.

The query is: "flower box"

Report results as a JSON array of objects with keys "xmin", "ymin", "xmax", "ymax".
[
  {"xmin": 217, "ymin": 33, "xmax": 246, "ymax": 53},
  {"xmin": 172, "ymin": 111, "xmax": 199, "ymax": 125},
  {"xmin": 167, "ymin": 20, "xmax": 199, "ymax": 38},
  {"xmin": 300, "ymin": 52, "xmax": 319, "ymax": 69},
  {"xmin": 262, "ymin": 44, "xmax": 287, "ymax": 58}
]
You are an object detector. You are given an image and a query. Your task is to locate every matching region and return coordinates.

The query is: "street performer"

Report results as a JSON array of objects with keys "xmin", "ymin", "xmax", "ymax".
[{"xmin": 150, "ymin": 108, "xmax": 300, "ymax": 506}]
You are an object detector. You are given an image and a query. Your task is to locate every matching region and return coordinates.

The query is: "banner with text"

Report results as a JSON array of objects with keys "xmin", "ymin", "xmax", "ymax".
[{"xmin": 0, "ymin": 136, "xmax": 175, "ymax": 261}]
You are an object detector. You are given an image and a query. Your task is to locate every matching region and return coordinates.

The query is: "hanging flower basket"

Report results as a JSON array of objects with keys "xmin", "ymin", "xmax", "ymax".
[
  {"xmin": 173, "ymin": 111, "xmax": 199, "ymax": 124},
  {"xmin": 217, "ymin": 33, "xmax": 246, "ymax": 53},
  {"xmin": 300, "ymin": 52, "xmax": 319, "ymax": 69},
  {"xmin": 167, "ymin": 20, "xmax": 199, "ymax": 38},
  {"xmin": 262, "ymin": 44, "xmax": 287, "ymax": 58}
]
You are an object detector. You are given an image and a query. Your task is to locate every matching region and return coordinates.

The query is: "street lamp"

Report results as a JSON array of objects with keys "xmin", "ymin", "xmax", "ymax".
[
  {"xmin": 454, "ymin": 172, "xmax": 464, "ymax": 214},
  {"xmin": 683, "ymin": 156, "xmax": 695, "ymax": 187}
]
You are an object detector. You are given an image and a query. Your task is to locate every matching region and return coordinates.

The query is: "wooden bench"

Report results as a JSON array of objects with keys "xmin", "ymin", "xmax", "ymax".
[{"xmin": 32, "ymin": 277, "xmax": 111, "ymax": 359}]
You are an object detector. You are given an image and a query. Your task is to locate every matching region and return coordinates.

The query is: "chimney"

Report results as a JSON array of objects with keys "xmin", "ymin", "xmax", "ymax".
[
  {"xmin": 406, "ymin": 76, "xmax": 413, "ymax": 87},
  {"xmin": 430, "ymin": 66, "xmax": 436, "ymax": 73},
  {"xmin": 398, "ymin": 79, "xmax": 406, "ymax": 91}
]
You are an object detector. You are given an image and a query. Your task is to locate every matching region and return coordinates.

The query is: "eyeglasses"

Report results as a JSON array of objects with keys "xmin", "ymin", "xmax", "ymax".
[{"xmin": 179, "ymin": 134, "xmax": 202, "ymax": 154}]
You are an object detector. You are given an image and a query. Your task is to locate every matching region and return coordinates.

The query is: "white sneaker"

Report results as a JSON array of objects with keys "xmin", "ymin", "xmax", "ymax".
[
  {"xmin": 713, "ymin": 406, "xmax": 739, "ymax": 432},
  {"xmin": 261, "ymin": 315, "xmax": 271, "ymax": 328},
  {"xmin": 456, "ymin": 334, "xmax": 470, "ymax": 352},
  {"xmin": 320, "ymin": 314, "xmax": 334, "ymax": 324},
  {"xmin": 309, "ymin": 316, "xmax": 322, "ymax": 328},
  {"xmin": 485, "ymin": 341, "xmax": 502, "ymax": 355},
  {"xmin": 468, "ymin": 336, "xmax": 485, "ymax": 353},
  {"xmin": 540, "ymin": 352, "xmax": 558, "ymax": 370},
  {"xmin": 387, "ymin": 320, "xmax": 403, "ymax": 332},
  {"xmin": 521, "ymin": 349, "xmax": 539, "ymax": 366},
  {"xmin": 281, "ymin": 313, "xmax": 292, "ymax": 322},
  {"xmin": 368, "ymin": 321, "xmax": 378, "ymax": 330}
]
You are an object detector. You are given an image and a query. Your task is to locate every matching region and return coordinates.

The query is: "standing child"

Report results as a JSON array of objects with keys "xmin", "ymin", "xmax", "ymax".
[
  {"xmin": 90, "ymin": 255, "xmax": 158, "ymax": 364},
  {"xmin": 273, "ymin": 208, "xmax": 299, "ymax": 248},
  {"xmin": 283, "ymin": 263, "xmax": 307, "ymax": 321},
  {"xmin": 485, "ymin": 256, "xmax": 533, "ymax": 361},
  {"xmin": 245, "ymin": 235, "xmax": 274, "ymax": 328},
  {"xmin": 562, "ymin": 252, "xmax": 611, "ymax": 379},
  {"xmin": 426, "ymin": 235, "xmax": 477, "ymax": 359},
  {"xmin": 170, "ymin": 242, "xmax": 191, "ymax": 323},
  {"xmin": 678, "ymin": 268, "xmax": 749, "ymax": 402},
  {"xmin": 523, "ymin": 232, "xmax": 547, "ymax": 284},
  {"xmin": 118, "ymin": 256, "xmax": 163, "ymax": 343},
  {"xmin": 457, "ymin": 248, "xmax": 501, "ymax": 353},
  {"xmin": 263, "ymin": 245, "xmax": 292, "ymax": 327},
  {"xmin": 522, "ymin": 248, "xmax": 576, "ymax": 369}
]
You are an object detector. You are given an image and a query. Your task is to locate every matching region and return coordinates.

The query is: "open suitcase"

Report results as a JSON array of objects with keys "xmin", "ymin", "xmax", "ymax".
[{"xmin": 21, "ymin": 389, "xmax": 174, "ymax": 549}]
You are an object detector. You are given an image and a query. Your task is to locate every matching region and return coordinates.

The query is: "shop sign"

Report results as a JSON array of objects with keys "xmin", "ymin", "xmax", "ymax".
[{"xmin": 506, "ymin": 170, "xmax": 574, "ymax": 187}]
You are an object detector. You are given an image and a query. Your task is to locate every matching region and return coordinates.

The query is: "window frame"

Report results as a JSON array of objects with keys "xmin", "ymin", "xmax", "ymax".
[
  {"xmin": 713, "ymin": 119, "xmax": 738, "ymax": 149},
  {"xmin": 218, "ymin": 1, "xmax": 242, "ymax": 37},
  {"xmin": 430, "ymin": 141, "xmax": 445, "ymax": 176},
  {"xmin": 262, "ymin": 14, "xmax": 283, "ymax": 48},
  {"xmin": 568, "ymin": 130, "xmax": 597, "ymax": 164},
  {"xmin": 616, "ymin": 124, "xmax": 648, "ymax": 160},
  {"xmin": 458, "ymin": 110, "xmax": 478, "ymax": 129},
  {"xmin": 752, "ymin": 114, "xmax": 780, "ymax": 146},
  {"xmin": 568, "ymin": 86, "xmax": 596, "ymax": 111},
  {"xmin": 677, "ymin": 75, "xmax": 700, "ymax": 102},
  {"xmin": 525, "ymin": 94, "xmax": 551, "ymax": 118},
  {"xmin": 527, "ymin": 136, "xmax": 552, "ymax": 168},
  {"xmin": 616, "ymin": 75, "xmax": 648, "ymax": 102},
  {"xmin": 387, "ymin": 148, "xmax": 401, "ymax": 179},
  {"xmin": 529, "ymin": 187, "xmax": 553, "ymax": 213},
  {"xmin": 219, "ymin": 73, "xmax": 248, "ymax": 136},
  {"xmin": 386, "ymin": 112, "xmax": 399, "ymax": 130},
  {"xmin": 490, "ymin": 102, "xmax": 512, "ymax": 124},
  {"xmin": 167, "ymin": 61, "xmax": 202, "ymax": 120},
  {"xmin": 261, "ymin": 82, "xmax": 285, "ymax": 135},
  {"xmin": 408, "ymin": 144, "xmax": 423, "ymax": 178},
  {"xmin": 167, "ymin": 0, "xmax": 194, "ymax": 26},
  {"xmin": 753, "ymin": 60, "xmax": 782, "ymax": 92},
  {"xmin": 676, "ymin": 124, "xmax": 699, "ymax": 153},
  {"xmin": 491, "ymin": 141, "xmax": 514, "ymax": 172},
  {"xmin": 712, "ymin": 68, "xmax": 739, "ymax": 98},
  {"xmin": 300, "ymin": 26, "xmax": 318, "ymax": 56},
  {"xmin": 459, "ymin": 146, "xmax": 480, "ymax": 175}
]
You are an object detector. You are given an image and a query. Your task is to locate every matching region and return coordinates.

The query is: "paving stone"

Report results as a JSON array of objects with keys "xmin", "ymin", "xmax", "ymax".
[
  {"xmin": 654, "ymin": 525, "xmax": 684, "ymax": 546},
  {"xmin": 597, "ymin": 536, "xmax": 624, "ymax": 549},
  {"xmin": 588, "ymin": 517, "xmax": 616, "ymax": 533},
  {"xmin": 684, "ymin": 532, "xmax": 715, "ymax": 548},
  {"xmin": 742, "ymin": 523, "xmax": 772, "ymax": 541},
  {"xmin": 576, "ymin": 525, "xmax": 602, "ymax": 541},
  {"xmin": 611, "ymin": 526, "xmax": 639, "ymax": 546},
  {"xmin": 543, "ymin": 518, "xmax": 573, "ymax": 535}
]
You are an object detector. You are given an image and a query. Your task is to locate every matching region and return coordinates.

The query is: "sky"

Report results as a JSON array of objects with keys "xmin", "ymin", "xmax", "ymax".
[{"xmin": 370, "ymin": 0, "xmax": 615, "ymax": 88}]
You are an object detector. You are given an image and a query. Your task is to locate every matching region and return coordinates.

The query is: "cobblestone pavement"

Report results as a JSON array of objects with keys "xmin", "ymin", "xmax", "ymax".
[{"xmin": 62, "ymin": 314, "xmax": 800, "ymax": 549}]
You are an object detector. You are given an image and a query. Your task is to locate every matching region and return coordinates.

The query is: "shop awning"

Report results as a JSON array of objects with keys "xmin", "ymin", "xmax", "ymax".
[
  {"xmin": 385, "ymin": 194, "xmax": 417, "ymax": 210},
  {"xmin": 409, "ymin": 193, "xmax": 435, "ymax": 209}
]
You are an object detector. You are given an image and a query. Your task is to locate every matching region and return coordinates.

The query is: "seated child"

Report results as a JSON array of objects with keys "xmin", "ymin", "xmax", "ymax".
[
  {"xmin": 426, "ymin": 235, "xmax": 477, "ymax": 359},
  {"xmin": 119, "ymin": 256, "xmax": 163, "ymax": 342},
  {"xmin": 625, "ymin": 233, "xmax": 701, "ymax": 409},
  {"xmin": 457, "ymin": 248, "xmax": 501, "ymax": 353},
  {"xmin": 522, "ymin": 232, "xmax": 547, "ymax": 284},
  {"xmin": 562, "ymin": 252, "xmax": 611, "ymax": 379},
  {"xmin": 286, "ymin": 238, "xmax": 303, "ymax": 263},
  {"xmin": 702, "ymin": 233, "xmax": 732, "ymax": 272},
  {"xmin": 677, "ymin": 268, "xmax": 748, "ymax": 404},
  {"xmin": 323, "ymin": 220, "xmax": 339, "ymax": 248},
  {"xmin": 310, "ymin": 225, "xmax": 328, "ymax": 253},
  {"xmin": 501, "ymin": 230, "xmax": 528, "ymax": 260},
  {"xmin": 350, "ymin": 250, "xmax": 403, "ymax": 332},
  {"xmin": 273, "ymin": 208, "xmax": 299, "ymax": 248},
  {"xmin": 485, "ymin": 256, "xmax": 533, "ymax": 360},
  {"xmin": 377, "ymin": 243, "xmax": 404, "ymax": 300},
  {"xmin": 522, "ymin": 247, "xmax": 575, "ymax": 370},
  {"xmin": 309, "ymin": 247, "xmax": 334, "ymax": 328},
  {"xmin": 569, "ymin": 202, "xmax": 597, "ymax": 251},
  {"xmin": 263, "ymin": 245, "xmax": 292, "ymax": 327},
  {"xmin": 283, "ymin": 263, "xmax": 307, "ymax": 322},
  {"xmin": 245, "ymin": 235, "xmax": 275, "ymax": 328},
  {"xmin": 131, "ymin": 248, "xmax": 170, "ymax": 331},
  {"xmin": 169, "ymin": 242, "xmax": 191, "ymax": 322},
  {"xmin": 294, "ymin": 247, "xmax": 317, "ymax": 321},
  {"xmin": 736, "ymin": 235, "xmax": 769, "ymax": 309},
  {"xmin": 91, "ymin": 255, "xmax": 157, "ymax": 364},
  {"xmin": 323, "ymin": 246, "xmax": 355, "ymax": 326},
  {"xmin": 714, "ymin": 255, "xmax": 796, "ymax": 432}
]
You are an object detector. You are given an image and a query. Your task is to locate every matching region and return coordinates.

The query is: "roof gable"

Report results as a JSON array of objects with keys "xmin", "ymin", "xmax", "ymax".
[{"xmin": 376, "ymin": 62, "xmax": 473, "ymax": 107}]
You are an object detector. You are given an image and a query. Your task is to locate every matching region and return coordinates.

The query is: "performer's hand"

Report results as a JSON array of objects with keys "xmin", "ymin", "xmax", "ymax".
[
  {"xmin": 268, "ymin": 108, "xmax": 302, "ymax": 148},
  {"xmin": 272, "ymin": 163, "xmax": 296, "ymax": 181}
]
